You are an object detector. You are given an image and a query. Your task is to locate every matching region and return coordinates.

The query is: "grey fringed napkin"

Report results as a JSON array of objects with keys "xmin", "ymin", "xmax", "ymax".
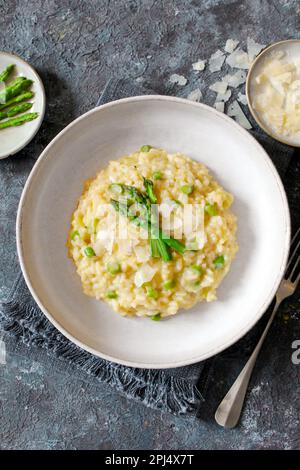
[{"xmin": 0, "ymin": 79, "xmax": 294, "ymax": 417}]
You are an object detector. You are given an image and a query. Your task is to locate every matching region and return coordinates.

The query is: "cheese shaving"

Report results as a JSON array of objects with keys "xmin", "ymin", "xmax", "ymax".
[
  {"xmin": 214, "ymin": 101, "xmax": 225, "ymax": 113},
  {"xmin": 247, "ymin": 38, "xmax": 265, "ymax": 62},
  {"xmin": 169, "ymin": 74, "xmax": 187, "ymax": 86},
  {"xmin": 237, "ymin": 93, "xmax": 248, "ymax": 105},
  {"xmin": 223, "ymin": 70, "xmax": 247, "ymax": 88},
  {"xmin": 187, "ymin": 88, "xmax": 202, "ymax": 102},
  {"xmin": 209, "ymin": 81, "xmax": 228, "ymax": 94},
  {"xmin": 216, "ymin": 89, "xmax": 232, "ymax": 103},
  {"xmin": 192, "ymin": 60, "xmax": 206, "ymax": 72},
  {"xmin": 209, "ymin": 50, "xmax": 226, "ymax": 72},
  {"xmin": 226, "ymin": 48, "xmax": 250, "ymax": 70},
  {"xmin": 224, "ymin": 39, "xmax": 239, "ymax": 54},
  {"xmin": 227, "ymin": 101, "xmax": 252, "ymax": 129}
]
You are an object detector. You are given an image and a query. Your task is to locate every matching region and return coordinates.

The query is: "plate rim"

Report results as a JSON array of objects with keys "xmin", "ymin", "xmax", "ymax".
[
  {"xmin": 0, "ymin": 51, "xmax": 46, "ymax": 159},
  {"xmin": 16, "ymin": 95, "xmax": 291, "ymax": 369}
]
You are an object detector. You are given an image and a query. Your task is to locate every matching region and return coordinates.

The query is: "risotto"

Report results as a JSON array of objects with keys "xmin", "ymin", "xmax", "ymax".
[{"xmin": 68, "ymin": 146, "xmax": 238, "ymax": 319}]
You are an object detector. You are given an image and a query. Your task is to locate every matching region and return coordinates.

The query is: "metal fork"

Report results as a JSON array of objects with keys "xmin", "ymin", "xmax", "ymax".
[{"xmin": 215, "ymin": 227, "xmax": 300, "ymax": 428}]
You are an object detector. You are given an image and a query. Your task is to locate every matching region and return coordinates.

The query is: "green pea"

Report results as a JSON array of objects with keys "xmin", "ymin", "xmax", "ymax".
[
  {"xmin": 84, "ymin": 246, "xmax": 96, "ymax": 257},
  {"xmin": 163, "ymin": 279, "xmax": 176, "ymax": 290},
  {"xmin": 213, "ymin": 255, "xmax": 225, "ymax": 269},
  {"xmin": 153, "ymin": 171, "xmax": 163, "ymax": 180},
  {"xmin": 140, "ymin": 145, "xmax": 152, "ymax": 152},
  {"xmin": 191, "ymin": 265, "xmax": 203, "ymax": 274},
  {"xmin": 150, "ymin": 313, "xmax": 161, "ymax": 321},
  {"xmin": 180, "ymin": 185, "xmax": 193, "ymax": 195},
  {"xmin": 106, "ymin": 261, "xmax": 122, "ymax": 275},
  {"xmin": 71, "ymin": 230, "xmax": 79, "ymax": 241},
  {"xmin": 146, "ymin": 286, "xmax": 159, "ymax": 299},
  {"xmin": 106, "ymin": 290, "xmax": 118, "ymax": 299},
  {"xmin": 205, "ymin": 203, "xmax": 218, "ymax": 216}
]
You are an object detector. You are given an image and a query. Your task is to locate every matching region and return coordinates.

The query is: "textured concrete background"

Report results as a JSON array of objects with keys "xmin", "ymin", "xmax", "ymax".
[{"xmin": 1, "ymin": 0, "xmax": 300, "ymax": 450}]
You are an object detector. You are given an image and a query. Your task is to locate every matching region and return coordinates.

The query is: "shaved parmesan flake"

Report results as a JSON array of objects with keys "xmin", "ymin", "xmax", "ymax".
[
  {"xmin": 209, "ymin": 81, "xmax": 228, "ymax": 94},
  {"xmin": 209, "ymin": 50, "xmax": 225, "ymax": 72},
  {"xmin": 237, "ymin": 93, "xmax": 248, "ymax": 105},
  {"xmin": 226, "ymin": 48, "xmax": 250, "ymax": 69},
  {"xmin": 187, "ymin": 88, "xmax": 202, "ymax": 102},
  {"xmin": 169, "ymin": 74, "xmax": 187, "ymax": 86},
  {"xmin": 134, "ymin": 264, "xmax": 157, "ymax": 287},
  {"xmin": 216, "ymin": 89, "xmax": 231, "ymax": 102},
  {"xmin": 214, "ymin": 101, "xmax": 224, "ymax": 112},
  {"xmin": 223, "ymin": 70, "xmax": 247, "ymax": 88},
  {"xmin": 247, "ymin": 38, "xmax": 265, "ymax": 62},
  {"xmin": 224, "ymin": 39, "xmax": 239, "ymax": 54},
  {"xmin": 192, "ymin": 60, "xmax": 206, "ymax": 72},
  {"xmin": 227, "ymin": 101, "xmax": 252, "ymax": 129}
]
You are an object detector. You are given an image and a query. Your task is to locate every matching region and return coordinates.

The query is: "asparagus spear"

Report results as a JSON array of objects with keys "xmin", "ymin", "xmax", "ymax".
[
  {"xmin": 0, "ymin": 64, "xmax": 15, "ymax": 82},
  {"xmin": 0, "ymin": 102, "xmax": 32, "ymax": 121},
  {"xmin": 0, "ymin": 91, "xmax": 34, "ymax": 111},
  {"xmin": 0, "ymin": 78, "xmax": 33, "ymax": 104},
  {"xmin": 0, "ymin": 112, "xmax": 38, "ymax": 130}
]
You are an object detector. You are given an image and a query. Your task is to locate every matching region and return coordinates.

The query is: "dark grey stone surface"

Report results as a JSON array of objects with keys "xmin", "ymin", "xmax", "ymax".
[{"xmin": 1, "ymin": 0, "xmax": 300, "ymax": 450}]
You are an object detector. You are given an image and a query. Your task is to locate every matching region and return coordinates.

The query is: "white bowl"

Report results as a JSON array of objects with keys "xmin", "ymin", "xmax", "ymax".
[
  {"xmin": 0, "ymin": 51, "xmax": 45, "ymax": 159},
  {"xmin": 16, "ymin": 96, "xmax": 290, "ymax": 369}
]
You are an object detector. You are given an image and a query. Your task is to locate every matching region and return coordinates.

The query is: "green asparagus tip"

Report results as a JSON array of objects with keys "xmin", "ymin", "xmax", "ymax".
[{"xmin": 0, "ymin": 64, "xmax": 15, "ymax": 82}]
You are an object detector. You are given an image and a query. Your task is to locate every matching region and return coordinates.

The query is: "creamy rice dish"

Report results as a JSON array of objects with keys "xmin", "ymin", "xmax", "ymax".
[{"xmin": 68, "ymin": 146, "xmax": 238, "ymax": 319}]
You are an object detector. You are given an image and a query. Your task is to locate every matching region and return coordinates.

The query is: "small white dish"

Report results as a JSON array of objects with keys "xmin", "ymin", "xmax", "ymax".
[
  {"xmin": 16, "ymin": 96, "xmax": 290, "ymax": 369},
  {"xmin": 246, "ymin": 39, "xmax": 300, "ymax": 147},
  {"xmin": 0, "ymin": 51, "xmax": 45, "ymax": 159}
]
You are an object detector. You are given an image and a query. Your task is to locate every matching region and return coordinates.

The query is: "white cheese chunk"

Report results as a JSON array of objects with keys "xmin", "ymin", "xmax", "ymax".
[
  {"xmin": 192, "ymin": 60, "xmax": 206, "ymax": 72},
  {"xmin": 169, "ymin": 74, "xmax": 187, "ymax": 86}
]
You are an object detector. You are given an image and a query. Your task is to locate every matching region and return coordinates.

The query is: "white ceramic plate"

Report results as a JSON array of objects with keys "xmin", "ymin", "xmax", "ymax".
[
  {"xmin": 17, "ymin": 96, "xmax": 290, "ymax": 369},
  {"xmin": 0, "ymin": 51, "xmax": 45, "ymax": 159}
]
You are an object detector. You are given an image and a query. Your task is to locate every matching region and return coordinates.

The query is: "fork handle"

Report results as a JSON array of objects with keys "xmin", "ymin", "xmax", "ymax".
[{"xmin": 215, "ymin": 298, "xmax": 281, "ymax": 428}]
